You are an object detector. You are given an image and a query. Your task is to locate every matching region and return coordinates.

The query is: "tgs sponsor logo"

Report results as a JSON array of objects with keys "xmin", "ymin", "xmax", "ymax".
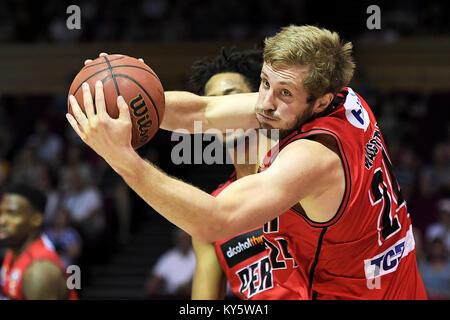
[{"xmin": 364, "ymin": 226, "xmax": 415, "ymax": 289}]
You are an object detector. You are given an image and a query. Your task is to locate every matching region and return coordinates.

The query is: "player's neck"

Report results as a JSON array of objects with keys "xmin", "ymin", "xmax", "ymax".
[{"xmin": 10, "ymin": 230, "xmax": 41, "ymax": 263}]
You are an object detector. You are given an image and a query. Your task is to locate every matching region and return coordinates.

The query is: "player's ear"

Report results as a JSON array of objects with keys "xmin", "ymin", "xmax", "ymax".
[
  {"xmin": 312, "ymin": 93, "xmax": 334, "ymax": 114},
  {"xmin": 29, "ymin": 212, "xmax": 43, "ymax": 228}
]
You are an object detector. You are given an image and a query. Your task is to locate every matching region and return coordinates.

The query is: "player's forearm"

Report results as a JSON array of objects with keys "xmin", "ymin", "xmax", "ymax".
[
  {"xmin": 114, "ymin": 152, "xmax": 226, "ymax": 242},
  {"xmin": 162, "ymin": 91, "xmax": 259, "ymax": 133},
  {"xmin": 191, "ymin": 239, "xmax": 226, "ymax": 300},
  {"xmin": 192, "ymin": 265, "xmax": 225, "ymax": 300},
  {"xmin": 161, "ymin": 91, "xmax": 208, "ymax": 132}
]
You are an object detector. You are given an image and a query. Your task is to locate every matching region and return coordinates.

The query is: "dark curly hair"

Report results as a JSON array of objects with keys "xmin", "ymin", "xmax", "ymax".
[{"xmin": 189, "ymin": 47, "xmax": 263, "ymax": 95}]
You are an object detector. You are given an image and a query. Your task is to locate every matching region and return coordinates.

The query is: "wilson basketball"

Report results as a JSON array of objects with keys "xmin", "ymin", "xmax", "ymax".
[{"xmin": 68, "ymin": 54, "xmax": 165, "ymax": 149}]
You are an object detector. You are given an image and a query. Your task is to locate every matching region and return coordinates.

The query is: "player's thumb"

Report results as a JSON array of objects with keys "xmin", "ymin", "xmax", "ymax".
[{"xmin": 117, "ymin": 96, "xmax": 131, "ymax": 122}]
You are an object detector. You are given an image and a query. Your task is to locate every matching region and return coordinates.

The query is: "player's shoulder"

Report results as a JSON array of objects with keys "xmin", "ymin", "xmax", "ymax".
[
  {"xmin": 276, "ymin": 137, "xmax": 339, "ymax": 164},
  {"xmin": 267, "ymin": 137, "xmax": 343, "ymax": 192},
  {"xmin": 29, "ymin": 234, "xmax": 57, "ymax": 257}
]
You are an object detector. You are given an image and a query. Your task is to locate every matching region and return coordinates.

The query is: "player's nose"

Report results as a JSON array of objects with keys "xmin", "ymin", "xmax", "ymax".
[{"xmin": 261, "ymin": 89, "xmax": 276, "ymax": 112}]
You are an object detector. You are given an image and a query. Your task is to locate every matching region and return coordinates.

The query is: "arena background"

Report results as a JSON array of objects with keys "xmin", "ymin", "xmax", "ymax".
[{"xmin": 0, "ymin": 0, "xmax": 448, "ymax": 300}]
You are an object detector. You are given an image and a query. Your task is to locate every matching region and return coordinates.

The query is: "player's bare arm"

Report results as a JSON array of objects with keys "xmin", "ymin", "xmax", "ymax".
[
  {"xmin": 67, "ymin": 83, "xmax": 344, "ymax": 242},
  {"xmin": 161, "ymin": 91, "xmax": 259, "ymax": 133},
  {"xmin": 191, "ymin": 238, "xmax": 226, "ymax": 300},
  {"xmin": 22, "ymin": 260, "xmax": 68, "ymax": 300}
]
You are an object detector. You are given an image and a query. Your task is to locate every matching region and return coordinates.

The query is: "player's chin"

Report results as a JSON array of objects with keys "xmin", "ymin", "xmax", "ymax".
[{"xmin": 258, "ymin": 120, "xmax": 275, "ymax": 130}]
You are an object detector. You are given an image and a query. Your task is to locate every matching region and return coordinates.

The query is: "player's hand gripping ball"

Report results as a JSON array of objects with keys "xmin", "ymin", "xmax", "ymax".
[{"xmin": 68, "ymin": 54, "xmax": 165, "ymax": 149}]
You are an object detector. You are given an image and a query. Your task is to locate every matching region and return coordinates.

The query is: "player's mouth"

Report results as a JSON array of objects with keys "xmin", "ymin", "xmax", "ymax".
[{"xmin": 256, "ymin": 112, "xmax": 278, "ymax": 122}]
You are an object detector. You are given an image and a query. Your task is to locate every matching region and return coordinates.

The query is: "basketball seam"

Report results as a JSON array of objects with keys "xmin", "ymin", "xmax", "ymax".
[
  {"xmin": 111, "ymin": 65, "xmax": 159, "ymax": 80},
  {"xmin": 102, "ymin": 74, "xmax": 161, "ymax": 127},
  {"xmin": 73, "ymin": 67, "xmax": 111, "ymax": 96},
  {"xmin": 82, "ymin": 56, "xmax": 126, "ymax": 69},
  {"xmin": 104, "ymin": 56, "xmax": 121, "ymax": 96}
]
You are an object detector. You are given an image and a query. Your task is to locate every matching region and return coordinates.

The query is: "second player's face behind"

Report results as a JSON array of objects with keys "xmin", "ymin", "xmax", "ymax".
[
  {"xmin": 255, "ymin": 62, "xmax": 316, "ymax": 138},
  {"xmin": 204, "ymin": 72, "xmax": 253, "ymax": 97},
  {"xmin": 0, "ymin": 194, "xmax": 42, "ymax": 247},
  {"xmin": 205, "ymin": 72, "xmax": 254, "ymax": 146}
]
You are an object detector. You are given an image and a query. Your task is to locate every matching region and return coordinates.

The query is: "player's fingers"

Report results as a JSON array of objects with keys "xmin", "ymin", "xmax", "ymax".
[
  {"xmin": 68, "ymin": 95, "xmax": 89, "ymax": 132},
  {"xmin": 95, "ymin": 81, "xmax": 108, "ymax": 117},
  {"xmin": 66, "ymin": 113, "xmax": 86, "ymax": 141},
  {"xmin": 82, "ymin": 83, "xmax": 96, "ymax": 118},
  {"xmin": 84, "ymin": 53, "xmax": 110, "ymax": 66},
  {"xmin": 117, "ymin": 96, "xmax": 131, "ymax": 123},
  {"xmin": 138, "ymin": 58, "xmax": 144, "ymax": 63}
]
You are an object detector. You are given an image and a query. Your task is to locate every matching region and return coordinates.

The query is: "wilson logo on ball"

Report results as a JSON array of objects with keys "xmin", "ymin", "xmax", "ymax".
[{"xmin": 129, "ymin": 93, "xmax": 153, "ymax": 144}]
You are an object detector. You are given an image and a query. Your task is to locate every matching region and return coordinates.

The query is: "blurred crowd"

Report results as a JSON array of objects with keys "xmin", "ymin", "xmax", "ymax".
[
  {"xmin": 0, "ymin": 0, "xmax": 449, "ymax": 43},
  {"xmin": 0, "ymin": 84, "xmax": 448, "ymax": 299}
]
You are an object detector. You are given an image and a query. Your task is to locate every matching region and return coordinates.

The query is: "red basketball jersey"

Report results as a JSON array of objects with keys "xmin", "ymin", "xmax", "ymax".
[
  {"xmin": 259, "ymin": 87, "xmax": 427, "ymax": 299},
  {"xmin": 213, "ymin": 172, "xmax": 309, "ymax": 300},
  {"xmin": 1, "ymin": 234, "xmax": 78, "ymax": 300}
]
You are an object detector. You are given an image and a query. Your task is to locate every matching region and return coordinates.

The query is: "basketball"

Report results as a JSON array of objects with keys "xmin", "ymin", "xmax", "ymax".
[{"xmin": 68, "ymin": 54, "xmax": 165, "ymax": 149}]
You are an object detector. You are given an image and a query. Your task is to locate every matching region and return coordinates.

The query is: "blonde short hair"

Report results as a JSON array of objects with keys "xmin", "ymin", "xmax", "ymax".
[{"xmin": 263, "ymin": 25, "xmax": 355, "ymax": 101}]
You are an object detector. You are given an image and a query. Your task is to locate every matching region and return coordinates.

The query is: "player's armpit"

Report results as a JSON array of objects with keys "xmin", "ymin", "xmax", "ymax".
[
  {"xmin": 22, "ymin": 260, "xmax": 68, "ymax": 300},
  {"xmin": 161, "ymin": 91, "xmax": 258, "ymax": 133},
  {"xmin": 191, "ymin": 238, "xmax": 226, "ymax": 300}
]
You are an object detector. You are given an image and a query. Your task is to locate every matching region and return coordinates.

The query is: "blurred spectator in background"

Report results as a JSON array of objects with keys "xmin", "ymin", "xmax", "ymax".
[
  {"xmin": 419, "ymin": 237, "xmax": 450, "ymax": 299},
  {"xmin": 35, "ymin": 164, "xmax": 61, "ymax": 227},
  {"xmin": 422, "ymin": 142, "xmax": 450, "ymax": 195},
  {"xmin": 9, "ymin": 146, "xmax": 41, "ymax": 186},
  {"xmin": 61, "ymin": 167, "xmax": 104, "ymax": 244},
  {"xmin": 394, "ymin": 144, "xmax": 419, "ymax": 202},
  {"xmin": 26, "ymin": 118, "xmax": 63, "ymax": 167},
  {"xmin": 426, "ymin": 198, "xmax": 450, "ymax": 253},
  {"xmin": 59, "ymin": 145, "xmax": 94, "ymax": 194},
  {"xmin": 144, "ymin": 228, "xmax": 196, "ymax": 299},
  {"xmin": 407, "ymin": 166, "xmax": 442, "ymax": 236},
  {"xmin": 96, "ymin": 158, "xmax": 132, "ymax": 245},
  {"xmin": 413, "ymin": 227, "xmax": 426, "ymax": 265},
  {"xmin": 0, "ymin": 119, "xmax": 13, "ymax": 190},
  {"xmin": 0, "ymin": 1, "xmax": 449, "ymax": 44},
  {"xmin": 45, "ymin": 207, "xmax": 82, "ymax": 268},
  {"xmin": 0, "ymin": 157, "xmax": 7, "ymax": 191}
]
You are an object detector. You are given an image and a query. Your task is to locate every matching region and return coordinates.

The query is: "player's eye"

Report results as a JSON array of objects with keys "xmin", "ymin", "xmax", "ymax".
[
  {"xmin": 261, "ymin": 78, "xmax": 270, "ymax": 88},
  {"xmin": 281, "ymin": 89, "xmax": 292, "ymax": 97}
]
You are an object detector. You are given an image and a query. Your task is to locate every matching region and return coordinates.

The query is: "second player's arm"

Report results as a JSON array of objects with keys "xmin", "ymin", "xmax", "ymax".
[
  {"xmin": 161, "ymin": 91, "xmax": 259, "ymax": 133},
  {"xmin": 191, "ymin": 238, "xmax": 226, "ymax": 300},
  {"xmin": 83, "ymin": 54, "xmax": 258, "ymax": 133}
]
